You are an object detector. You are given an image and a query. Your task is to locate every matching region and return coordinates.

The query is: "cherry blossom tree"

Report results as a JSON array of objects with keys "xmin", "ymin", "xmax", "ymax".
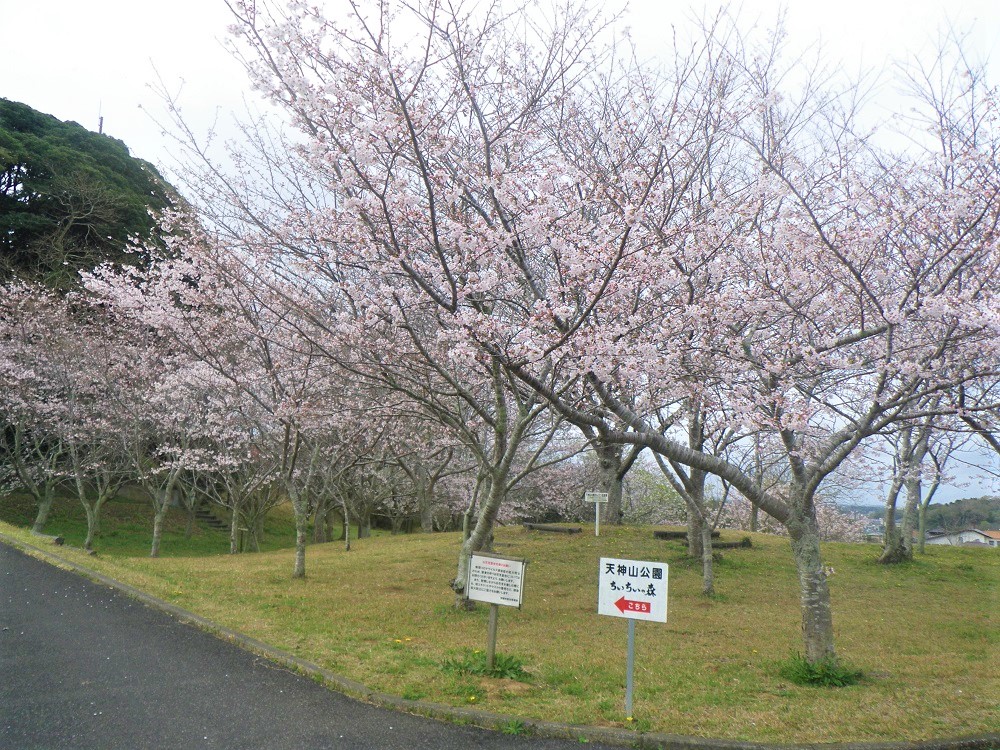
[
  {"xmin": 1, "ymin": 287, "xmax": 134, "ymax": 550},
  {"xmin": 87, "ymin": 232, "xmax": 352, "ymax": 576},
  {"xmin": 0, "ymin": 284, "xmax": 69, "ymax": 533},
  {"xmin": 203, "ymin": 0, "xmax": 1000, "ymax": 663}
]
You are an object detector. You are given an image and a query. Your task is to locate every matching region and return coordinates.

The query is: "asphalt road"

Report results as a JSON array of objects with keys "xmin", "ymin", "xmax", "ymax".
[{"xmin": 0, "ymin": 542, "xmax": 621, "ymax": 750}]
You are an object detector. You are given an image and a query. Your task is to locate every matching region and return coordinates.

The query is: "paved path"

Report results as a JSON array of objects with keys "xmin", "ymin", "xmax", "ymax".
[{"xmin": 1, "ymin": 542, "xmax": 620, "ymax": 750}]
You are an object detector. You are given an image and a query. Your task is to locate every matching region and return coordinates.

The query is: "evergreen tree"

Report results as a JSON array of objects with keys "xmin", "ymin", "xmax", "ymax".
[{"xmin": 0, "ymin": 98, "xmax": 175, "ymax": 288}]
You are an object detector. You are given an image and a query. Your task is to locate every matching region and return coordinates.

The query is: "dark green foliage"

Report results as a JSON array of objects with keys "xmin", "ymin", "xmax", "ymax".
[
  {"xmin": 849, "ymin": 496, "xmax": 1000, "ymax": 529},
  {"xmin": 924, "ymin": 496, "xmax": 1000, "ymax": 532},
  {"xmin": 0, "ymin": 98, "xmax": 175, "ymax": 288},
  {"xmin": 778, "ymin": 653, "xmax": 863, "ymax": 687},
  {"xmin": 442, "ymin": 650, "xmax": 530, "ymax": 681}
]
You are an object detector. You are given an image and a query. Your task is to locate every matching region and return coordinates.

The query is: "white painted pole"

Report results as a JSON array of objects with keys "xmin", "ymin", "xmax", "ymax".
[{"xmin": 625, "ymin": 618, "xmax": 636, "ymax": 717}]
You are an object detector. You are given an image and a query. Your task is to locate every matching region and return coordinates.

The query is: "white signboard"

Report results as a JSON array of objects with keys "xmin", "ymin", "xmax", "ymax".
[
  {"xmin": 467, "ymin": 553, "xmax": 526, "ymax": 608},
  {"xmin": 598, "ymin": 557, "xmax": 668, "ymax": 622},
  {"xmin": 585, "ymin": 491, "xmax": 610, "ymax": 536}
]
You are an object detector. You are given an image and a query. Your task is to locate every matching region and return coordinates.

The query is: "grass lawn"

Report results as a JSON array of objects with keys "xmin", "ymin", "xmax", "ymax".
[{"xmin": 1, "ymin": 495, "xmax": 997, "ymax": 743}]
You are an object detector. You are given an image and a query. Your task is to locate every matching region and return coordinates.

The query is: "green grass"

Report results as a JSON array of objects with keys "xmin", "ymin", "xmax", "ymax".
[
  {"xmin": 500, "ymin": 719, "xmax": 528, "ymax": 735},
  {"xmin": 443, "ymin": 649, "xmax": 531, "ymax": 681},
  {"xmin": 1, "ymin": 503, "xmax": 998, "ymax": 744},
  {"xmin": 0, "ymin": 490, "xmax": 361, "ymax": 556},
  {"xmin": 778, "ymin": 652, "xmax": 864, "ymax": 687}
]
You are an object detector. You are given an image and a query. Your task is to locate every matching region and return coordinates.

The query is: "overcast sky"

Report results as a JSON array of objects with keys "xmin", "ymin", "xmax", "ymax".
[
  {"xmin": 2, "ymin": 0, "xmax": 997, "ymax": 502},
  {"xmin": 4, "ymin": 0, "xmax": 999, "ymax": 171}
]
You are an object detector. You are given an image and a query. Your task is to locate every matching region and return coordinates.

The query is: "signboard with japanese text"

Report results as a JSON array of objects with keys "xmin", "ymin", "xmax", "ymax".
[
  {"xmin": 584, "ymin": 491, "xmax": 610, "ymax": 536},
  {"xmin": 597, "ymin": 557, "xmax": 668, "ymax": 622},
  {"xmin": 467, "ymin": 552, "xmax": 526, "ymax": 608}
]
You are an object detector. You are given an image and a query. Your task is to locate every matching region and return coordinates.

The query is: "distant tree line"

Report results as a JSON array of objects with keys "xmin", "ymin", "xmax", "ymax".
[{"xmin": 924, "ymin": 496, "xmax": 1000, "ymax": 532}]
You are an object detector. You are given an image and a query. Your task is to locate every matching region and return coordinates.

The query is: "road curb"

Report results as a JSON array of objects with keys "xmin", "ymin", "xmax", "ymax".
[{"xmin": 2, "ymin": 531, "xmax": 997, "ymax": 750}]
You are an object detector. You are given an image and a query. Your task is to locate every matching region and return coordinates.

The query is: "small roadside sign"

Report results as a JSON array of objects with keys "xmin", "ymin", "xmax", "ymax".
[
  {"xmin": 597, "ymin": 556, "xmax": 669, "ymax": 718},
  {"xmin": 584, "ymin": 491, "xmax": 609, "ymax": 536},
  {"xmin": 597, "ymin": 557, "xmax": 668, "ymax": 623},
  {"xmin": 466, "ymin": 552, "xmax": 527, "ymax": 672},
  {"xmin": 467, "ymin": 552, "xmax": 526, "ymax": 608}
]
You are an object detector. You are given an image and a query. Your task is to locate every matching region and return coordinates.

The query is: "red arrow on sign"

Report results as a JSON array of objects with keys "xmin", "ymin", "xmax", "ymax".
[{"xmin": 614, "ymin": 596, "xmax": 651, "ymax": 614}]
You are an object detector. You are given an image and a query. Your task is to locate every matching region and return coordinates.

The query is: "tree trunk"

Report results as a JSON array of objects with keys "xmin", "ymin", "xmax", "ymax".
[
  {"xmin": 357, "ymin": 512, "xmax": 371, "ymax": 539},
  {"xmin": 896, "ymin": 474, "xmax": 922, "ymax": 561},
  {"xmin": 340, "ymin": 497, "xmax": 351, "ymax": 552},
  {"xmin": 250, "ymin": 516, "xmax": 263, "ymax": 552},
  {"xmin": 419, "ymin": 484, "xmax": 435, "ymax": 533},
  {"xmin": 878, "ymin": 472, "xmax": 906, "ymax": 564},
  {"xmin": 229, "ymin": 506, "xmax": 240, "ymax": 554},
  {"xmin": 293, "ymin": 524, "xmax": 307, "ymax": 578},
  {"xmin": 287, "ymin": 485, "xmax": 309, "ymax": 579},
  {"xmin": 462, "ymin": 495, "xmax": 476, "ymax": 545},
  {"xmin": 880, "ymin": 426, "xmax": 928, "ymax": 565},
  {"xmin": 653, "ymin": 451, "xmax": 713, "ymax": 595},
  {"xmin": 31, "ymin": 491, "xmax": 55, "ymax": 534},
  {"xmin": 81, "ymin": 494, "xmax": 111, "ymax": 552},
  {"xmin": 313, "ymin": 497, "xmax": 328, "ymax": 543},
  {"xmin": 917, "ymin": 472, "xmax": 940, "ymax": 555},
  {"xmin": 786, "ymin": 497, "xmax": 837, "ymax": 664},
  {"xmin": 414, "ymin": 466, "xmax": 439, "ymax": 534},
  {"xmin": 150, "ymin": 476, "xmax": 181, "ymax": 558},
  {"xmin": 74, "ymin": 467, "xmax": 111, "ymax": 552},
  {"xmin": 700, "ymin": 523, "xmax": 715, "ymax": 596},
  {"xmin": 83, "ymin": 504, "xmax": 98, "ymax": 551},
  {"xmin": 150, "ymin": 502, "xmax": 169, "ymax": 558},
  {"xmin": 452, "ymin": 480, "xmax": 501, "ymax": 608},
  {"xmin": 325, "ymin": 503, "xmax": 337, "ymax": 541},
  {"xmin": 595, "ymin": 443, "xmax": 625, "ymax": 525},
  {"xmin": 684, "ymin": 465, "xmax": 708, "ymax": 559},
  {"xmin": 687, "ymin": 499, "xmax": 704, "ymax": 557}
]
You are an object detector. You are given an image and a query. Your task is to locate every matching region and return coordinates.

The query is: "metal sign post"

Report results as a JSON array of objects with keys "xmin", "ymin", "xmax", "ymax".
[
  {"xmin": 486, "ymin": 603, "xmax": 500, "ymax": 670},
  {"xmin": 467, "ymin": 552, "xmax": 527, "ymax": 671},
  {"xmin": 597, "ymin": 557, "xmax": 668, "ymax": 718},
  {"xmin": 626, "ymin": 619, "xmax": 636, "ymax": 716},
  {"xmin": 584, "ymin": 491, "xmax": 609, "ymax": 536}
]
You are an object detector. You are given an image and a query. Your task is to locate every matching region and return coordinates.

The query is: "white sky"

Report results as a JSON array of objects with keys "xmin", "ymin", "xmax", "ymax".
[
  {"xmin": 2, "ymin": 0, "xmax": 997, "ymax": 502},
  {"xmin": 4, "ymin": 0, "xmax": 999, "ymax": 171}
]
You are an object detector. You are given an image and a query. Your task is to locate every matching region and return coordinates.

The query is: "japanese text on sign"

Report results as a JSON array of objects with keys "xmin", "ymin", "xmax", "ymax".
[
  {"xmin": 467, "ymin": 553, "xmax": 526, "ymax": 608},
  {"xmin": 597, "ymin": 557, "xmax": 668, "ymax": 622}
]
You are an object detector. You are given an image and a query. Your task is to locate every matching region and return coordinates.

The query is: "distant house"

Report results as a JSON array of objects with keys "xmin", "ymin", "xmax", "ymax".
[
  {"xmin": 925, "ymin": 529, "xmax": 1000, "ymax": 548},
  {"xmin": 863, "ymin": 519, "xmax": 885, "ymax": 544}
]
